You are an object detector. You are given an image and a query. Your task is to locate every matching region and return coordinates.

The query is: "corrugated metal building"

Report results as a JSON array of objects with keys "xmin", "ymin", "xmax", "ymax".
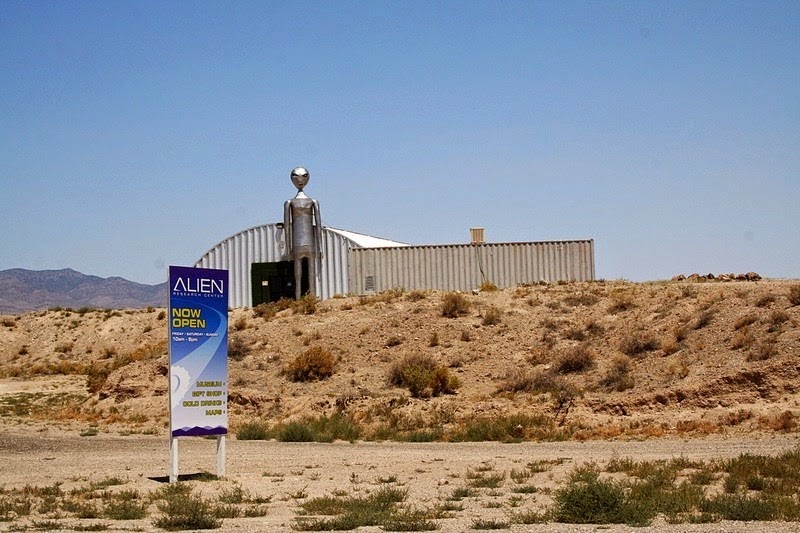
[
  {"xmin": 194, "ymin": 224, "xmax": 408, "ymax": 308},
  {"xmin": 194, "ymin": 223, "xmax": 595, "ymax": 308},
  {"xmin": 349, "ymin": 240, "xmax": 595, "ymax": 294}
]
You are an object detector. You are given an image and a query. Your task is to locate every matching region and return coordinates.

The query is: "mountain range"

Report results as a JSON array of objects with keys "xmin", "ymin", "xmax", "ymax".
[{"xmin": 0, "ymin": 268, "xmax": 167, "ymax": 314}]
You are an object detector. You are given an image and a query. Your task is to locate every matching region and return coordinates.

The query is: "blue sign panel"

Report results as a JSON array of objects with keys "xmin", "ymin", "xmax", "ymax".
[{"xmin": 168, "ymin": 266, "xmax": 228, "ymax": 437}]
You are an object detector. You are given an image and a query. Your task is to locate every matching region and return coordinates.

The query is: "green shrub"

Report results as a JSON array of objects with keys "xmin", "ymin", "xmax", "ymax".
[
  {"xmin": 152, "ymin": 484, "xmax": 221, "ymax": 530},
  {"xmin": 236, "ymin": 420, "xmax": 271, "ymax": 440},
  {"xmin": 554, "ymin": 470, "xmax": 650, "ymax": 525},
  {"xmin": 441, "ymin": 292, "xmax": 470, "ymax": 318},
  {"xmin": 104, "ymin": 490, "xmax": 148, "ymax": 520},
  {"xmin": 284, "ymin": 346, "xmax": 335, "ymax": 382},
  {"xmin": 274, "ymin": 414, "xmax": 361, "ymax": 443}
]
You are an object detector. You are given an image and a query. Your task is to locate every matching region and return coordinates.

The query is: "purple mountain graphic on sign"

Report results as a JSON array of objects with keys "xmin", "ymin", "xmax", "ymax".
[{"xmin": 172, "ymin": 426, "xmax": 228, "ymax": 437}]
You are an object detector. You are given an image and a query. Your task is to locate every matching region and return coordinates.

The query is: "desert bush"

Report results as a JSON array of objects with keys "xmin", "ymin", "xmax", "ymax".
[
  {"xmin": 104, "ymin": 490, "xmax": 148, "ymax": 520},
  {"xmin": 788, "ymin": 284, "xmax": 800, "ymax": 306},
  {"xmin": 269, "ymin": 416, "xmax": 358, "ymax": 444},
  {"xmin": 563, "ymin": 326, "xmax": 586, "ymax": 341},
  {"xmin": 600, "ymin": 355, "xmax": 634, "ymax": 392},
  {"xmin": 562, "ymin": 293, "xmax": 599, "ymax": 307},
  {"xmin": 441, "ymin": 292, "xmax": 470, "ymax": 318},
  {"xmin": 480, "ymin": 281, "xmax": 499, "ymax": 292},
  {"xmin": 460, "ymin": 329, "xmax": 471, "ymax": 342},
  {"xmin": 236, "ymin": 420, "xmax": 271, "ymax": 440},
  {"xmin": 252, "ymin": 298, "xmax": 294, "ymax": 320},
  {"xmin": 497, "ymin": 369, "xmax": 540, "ymax": 394},
  {"xmin": 232, "ymin": 316, "xmax": 247, "ymax": 331},
  {"xmin": 385, "ymin": 335, "xmax": 403, "ymax": 347},
  {"xmin": 619, "ymin": 331, "xmax": 659, "ymax": 357},
  {"xmin": 359, "ymin": 288, "xmax": 405, "ymax": 306},
  {"xmin": 388, "ymin": 354, "xmax": 459, "ymax": 398},
  {"xmin": 555, "ymin": 344, "xmax": 595, "ymax": 374},
  {"xmin": 152, "ymin": 484, "xmax": 221, "ymax": 530},
  {"xmin": 755, "ymin": 294, "xmax": 775, "ymax": 307},
  {"xmin": 767, "ymin": 310, "xmax": 789, "ymax": 332},
  {"xmin": 661, "ymin": 338, "xmax": 680, "ymax": 356},
  {"xmin": 449, "ymin": 414, "xmax": 557, "ymax": 442},
  {"xmin": 294, "ymin": 485, "xmax": 408, "ymax": 531},
  {"xmin": 405, "ymin": 290, "xmax": 428, "ymax": 302},
  {"xmin": 2, "ymin": 318, "xmax": 15, "ymax": 328},
  {"xmin": 692, "ymin": 310, "xmax": 715, "ymax": 330},
  {"xmin": 284, "ymin": 346, "xmax": 336, "ymax": 382},
  {"xmin": 554, "ymin": 469, "xmax": 649, "ymax": 525},
  {"xmin": 733, "ymin": 314, "xmax": 758, "ymax": 330},
  {"xmin": 428, "ymin": 331, "xmax": 439, "ymax": 347},
  {"xmin": 747, "ymin": 341, "xmax": 777, "ymax": 362},
  {"xmin": 607, "ymin": 293, "xmax": 635, "ymax": 314},
  {"xmin": 730, "ymin": 327, "xmax": 755, "ymax": 350},
  {"xmin": 482, "ymin": 306, "xmax": 502, "ymax": 326},
  {"xmin": 293, "ymin": 293, "xmax": 318, "ymax": 315},
  {"xmin": 227, "ymin": 334, "xmax": 249, "ymax": 361}
]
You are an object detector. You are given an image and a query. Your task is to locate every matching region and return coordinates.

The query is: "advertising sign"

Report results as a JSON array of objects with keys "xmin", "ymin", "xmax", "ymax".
[{"xmin": 168, "ymin": 266, "xmax": 228, "ymax": 437}]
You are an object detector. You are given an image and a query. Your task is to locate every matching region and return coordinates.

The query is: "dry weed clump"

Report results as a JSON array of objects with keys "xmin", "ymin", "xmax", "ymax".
[
  {"xmin": 228, "ymin": 334, "xmax": 250, "ymax": 361},
  {"xmin": 788, "ymin": 284, "xmax": 800, "ymax": 306},
  {"xmin": 441, "ymin": 292, "xmax": 470, "ymax": 318},
  {"xmin": 600, "ymin": 355, "xmax": 634, "ymax": 392},
  {"xmin": 359, "ymin": 288, "xmax": 405, "ymax": 306},
  {"xmin": 618, "ymin": 331, "xmax": 659, "ymax": 357},
  {"xmin": 767, "ymin": 310, "xmax": 789, "ymax": 332},
  {"xmin": 691, "ymin": 309, "xmax": 715, "ymax": 330},
  {"xmin": 730, "ymin": 327, "xmax": 755, "ymax": 350},
  {"xmin": 607, "ymin": 292, "xmax": 635, "ymax": 314},
  {"xmin": 555, "ymin": 344, "xmax": 595, "ymax": 374},
  {"xmin": 757, "ymin": 410, "xmax": 796, "ymax": 432},
  {"xmin": 388, "ymin": 353, "xmax": 459, "ymax": 398},
  {"xmin": 755, "ymin": 293, "xmax": 776, "ymax": 307},
  {"xmin": 252, "ymin": 298, "xmax": 293, "ymax": 320},
  {"xmin": 733, "ymin": 314, "xmax": 758, "ymax": 330},
  {"xmin": 284, "ymin": 346, "xmax": 336, "ymax": 382},
  {"xmin": 481, "ymin": 305, "xmax": 502, "ymax": 326},
  {"xmin": 746, "ymin": 340, "xmax": 777, "ymax": 362},
  {"xmin": 292, "ymin": 293, "xmax": 318, "ymax": 315},
  {"xmin": 480, "ymin": 281, "xmax": 499, "ymax": 292},
  {"xmin": 562, "ymin": 293, "xmax": 599, "ymax": 307}
]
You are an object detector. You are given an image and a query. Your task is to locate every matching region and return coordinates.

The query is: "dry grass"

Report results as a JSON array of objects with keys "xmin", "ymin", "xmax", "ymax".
[
  {"xmin": 555, "ymin": 344, "xmax": 595, "ymax": 374},
  {"xmin": 619, "ymin": 331, "xmax": 659, "ymax": 357},
  {"xmin": 284, "ymin": 346, "xmax": 336, "ymax": 382},
  {"xmin": 441, "ymin": 292, "xmax": 470, "ymax": 318}
]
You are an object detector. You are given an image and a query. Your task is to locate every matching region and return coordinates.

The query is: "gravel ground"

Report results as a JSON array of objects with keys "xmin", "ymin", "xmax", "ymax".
[{"xmin": 2, "ymin": 432, "xmax": 799, "ymax": 532}]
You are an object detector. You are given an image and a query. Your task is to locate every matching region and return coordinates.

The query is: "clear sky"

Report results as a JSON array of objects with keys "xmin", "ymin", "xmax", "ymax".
[{"xmin": 1, "ymin": 1, "xmax": 798, "ymax": 285}]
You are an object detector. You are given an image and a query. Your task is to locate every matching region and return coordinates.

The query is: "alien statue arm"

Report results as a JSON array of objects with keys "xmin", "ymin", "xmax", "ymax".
[
  {"xmin": 313, "ymin": 199, "xmax": 324, "ymax": 259},
  {"xmin": 283, "ymin": 200, "xmax": 293, "ymax": 261}
]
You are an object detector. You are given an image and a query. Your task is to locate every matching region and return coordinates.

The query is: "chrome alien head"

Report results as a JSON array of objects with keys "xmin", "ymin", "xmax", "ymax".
[{"xmin": 290, "ymin": 167, "xmax": 310, "ymax": 191}]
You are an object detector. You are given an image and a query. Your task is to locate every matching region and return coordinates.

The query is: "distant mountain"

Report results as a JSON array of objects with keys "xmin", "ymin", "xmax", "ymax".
[{"xmin": 0, "ymin": 268, "xmax": 167, "ymax": 314}]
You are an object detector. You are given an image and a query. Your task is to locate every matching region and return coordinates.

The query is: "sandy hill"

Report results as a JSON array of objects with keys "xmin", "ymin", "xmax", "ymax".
[{"xmin": 0, "ymin": 279, "xmax": 798, "ymax": 440}]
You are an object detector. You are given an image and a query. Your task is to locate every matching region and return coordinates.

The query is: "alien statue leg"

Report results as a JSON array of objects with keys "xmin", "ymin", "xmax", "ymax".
[
  {"xmin": 308, "ymin": 256, "xmax": 318, "ymax": 298},
  {"xmin": 294, "ymin": 257, "xmax": 303, "ymax": 300}
]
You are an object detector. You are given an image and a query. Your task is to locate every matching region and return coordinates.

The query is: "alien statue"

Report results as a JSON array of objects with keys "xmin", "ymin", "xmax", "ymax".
[{"xmin": 283, "ymin": 167, "xmax": 323, "ymax": 299}]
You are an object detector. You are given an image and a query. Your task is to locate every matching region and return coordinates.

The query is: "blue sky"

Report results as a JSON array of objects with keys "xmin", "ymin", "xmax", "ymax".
[{"xmin": 1, "ymin": 1, "xmax": 798, "ymax": 285}]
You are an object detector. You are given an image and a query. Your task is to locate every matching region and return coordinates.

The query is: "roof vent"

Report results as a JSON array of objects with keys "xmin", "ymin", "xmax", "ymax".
[{"xmin": 470, "ymin": 227, "xmax": 485, "ymax": 244}]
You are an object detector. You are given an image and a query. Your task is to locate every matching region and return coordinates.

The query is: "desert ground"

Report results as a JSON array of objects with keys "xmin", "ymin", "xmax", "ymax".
[{"xmin": 1, "ymin": 279, "xmax": 799, "ymax": 531}]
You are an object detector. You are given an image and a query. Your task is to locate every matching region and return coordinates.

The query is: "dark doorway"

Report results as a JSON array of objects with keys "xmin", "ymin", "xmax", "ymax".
[{"xmin": 251, "ymin": 261, "xmax": 309, "ymax": 306}]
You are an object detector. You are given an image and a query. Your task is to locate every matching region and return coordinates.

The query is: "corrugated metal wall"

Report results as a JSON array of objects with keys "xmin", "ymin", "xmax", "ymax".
[
  {"xmin": 194, "ymin": 224, "xmax": 354, "ymax": 307},
  {"xmin": 348, "ymin": 240, "xmax": 595, "ymax": 294}
]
